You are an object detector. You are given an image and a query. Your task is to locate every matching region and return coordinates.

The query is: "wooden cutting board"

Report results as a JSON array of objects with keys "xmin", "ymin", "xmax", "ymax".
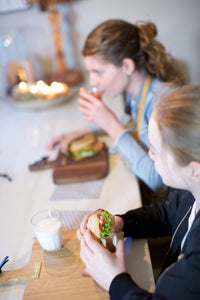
[
  {"xmin": 53, "ymin": 148, "xmax": 109, "ymax": 184},
  {"xmin": 1, "ymin": 230, "xmax": 109, "ymax": 300},
  {"xmin": 29, "ymin": 148, "xmax": 109, "ymax": 184}
]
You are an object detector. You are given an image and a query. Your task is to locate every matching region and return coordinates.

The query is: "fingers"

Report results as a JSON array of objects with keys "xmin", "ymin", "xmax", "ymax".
[
  {"xmin": 84, "ymin": 230, "xmax": 108, "ymax": 255},
  {"xmin": 115, "ymin": 239, "xmax": 127, "ymax": 272},
  {"xmin": 46, "ymin": 130, "xmax": 91, "ymax": 151},
  {"xmin": 116, "ymin": 238, "xmax": 125, "ymax": 258},
  {"xmin": 46, "ymin": 137, "xmax": 62, "ymax": 150},
  {"xmin": 80, "ymin": 213, "xmax": 93, "ymax": 232},
  {"xmin": 114, "ymin": 216, "xmax": 124, "ymax": 233},
  {"xmin": 78, "ymin": 105, "xmax": 92, "ymax": 120},
  {"xmin": 77, "ymin": 228, "xmax": 82, "ymax": 241},
  {"xmin": 79, "ymin": 230, "xmax": 95, "ymax": 265},
  {"xmin": 78, "ymin": 96, "xmax": 104, "ymax": 121},
  {"xmin": 79, "ymin": 87, "xmax": 102, "ymax": 106},
  {"xmin": 78, "ymin": 96, "xmax": 94, "ymax": 120},
  {"xmin": 79, "ymin": 87, "xmax": 99, "ymax": 102},
  {"xmin": 79, "ymin": 228, "xmax": 104, "ymax": 255}
]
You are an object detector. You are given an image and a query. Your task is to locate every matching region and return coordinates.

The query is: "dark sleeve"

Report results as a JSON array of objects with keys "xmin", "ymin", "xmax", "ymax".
[
  {"xmin": 110, "ymin": 249, "xmax": 200, "ymax": 299},
  {"xmin": 119, "ymin": 189, "xmax": 182, "ymax": 238},
  {"xmin": 110, "ymin": 190, "xmax": 199, "ymax": 300},
  {"xmin": 109, "ymin": 273, "xmax": 151, "ymax": 300}
]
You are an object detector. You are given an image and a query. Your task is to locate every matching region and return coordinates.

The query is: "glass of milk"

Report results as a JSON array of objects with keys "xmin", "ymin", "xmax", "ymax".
[{"xmin": 31, "ymin": 210, "xmax": 63, "ymax": 252}]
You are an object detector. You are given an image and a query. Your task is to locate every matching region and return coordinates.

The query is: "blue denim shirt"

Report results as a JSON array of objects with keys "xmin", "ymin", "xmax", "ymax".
[{"xmin": 110, "ymin": 76, "xmax": 171, "ymax": 192}]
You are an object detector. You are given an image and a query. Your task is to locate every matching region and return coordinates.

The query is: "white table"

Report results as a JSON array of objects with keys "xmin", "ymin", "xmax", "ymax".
[{"xmin": 0, "ymin": 92, "xmax": 155, "ymax": 298}]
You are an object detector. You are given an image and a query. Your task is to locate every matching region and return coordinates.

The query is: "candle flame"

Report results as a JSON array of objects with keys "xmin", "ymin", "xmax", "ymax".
[
  {"xmin": 19, "ymin": 81, "xmax": 27, "ymax": 91},
  {"xmin": 30, "ymin": 85, "xmax": 38, "ymax": 94},
  {"xmin": 51, "ymin": 81, "xmax": 64, "ymax": 93},
  {"xmin": 15, "ymin": 80, "xmax": 68, "ymax": 101}
]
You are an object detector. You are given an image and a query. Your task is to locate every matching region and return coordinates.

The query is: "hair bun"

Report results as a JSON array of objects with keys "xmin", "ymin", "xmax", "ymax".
[{"xmin": 137, "ymin": 21, "xmax": 157, "ymax": 39}]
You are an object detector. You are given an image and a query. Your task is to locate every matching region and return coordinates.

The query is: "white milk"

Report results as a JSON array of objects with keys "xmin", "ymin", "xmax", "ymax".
[{"xmin": 34, "ymin": 217, "xmax": 63, "ymax": 252}]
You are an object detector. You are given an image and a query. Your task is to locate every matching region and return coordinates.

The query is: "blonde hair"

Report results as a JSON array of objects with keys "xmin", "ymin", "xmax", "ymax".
[
  {"xmin": 82, "ymin": 19, "xmax": 185, "ymax": 85},
  {"xmin": 154, "ymin": 85, "xmax": 200, "ymax": 165}
]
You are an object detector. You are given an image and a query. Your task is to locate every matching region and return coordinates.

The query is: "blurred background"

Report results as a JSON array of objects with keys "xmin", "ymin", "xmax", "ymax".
[
  {"xmin": 0, "ymin": 0, "xmax": 199, "ymax": 279},
  {"xmin": 0, "ymin": 0, "xmax": 199, "ymax": 97}
]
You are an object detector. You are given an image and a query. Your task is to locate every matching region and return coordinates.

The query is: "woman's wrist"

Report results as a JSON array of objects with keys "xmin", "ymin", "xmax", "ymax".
[{"xmin": 107, "ymin": 120, "xmax": 126, "ymax": 141}]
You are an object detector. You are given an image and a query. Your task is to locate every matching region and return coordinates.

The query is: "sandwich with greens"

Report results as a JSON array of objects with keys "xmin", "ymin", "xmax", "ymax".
[{"xmin": 87, "ymin": 209, "xmax": 116, "ymax": 252}]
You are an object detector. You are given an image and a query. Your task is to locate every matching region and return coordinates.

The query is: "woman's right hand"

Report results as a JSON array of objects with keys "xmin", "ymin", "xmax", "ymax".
[
  {"xmin": 77, "ymin": 227, "xmax": 127, "ymax": 291},
  {"xmin": 78, "ymin": 88, "xmax": 126, "ymax": 141}
]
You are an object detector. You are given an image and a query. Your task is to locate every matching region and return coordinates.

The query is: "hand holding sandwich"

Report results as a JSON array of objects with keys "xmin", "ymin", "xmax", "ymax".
[
  {"xmin": 77, "ymin": 226, "xmax": 127, "ymax": 291},
  {"xmin": 80, "ymin": 212, "xmax": 124, "ymax": 234},
  {"xmin": 77, "ymin": 209, "xmax": 126, "ymax": 290}
]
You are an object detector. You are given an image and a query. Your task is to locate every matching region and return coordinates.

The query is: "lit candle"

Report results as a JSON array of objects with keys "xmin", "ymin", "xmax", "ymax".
[
  {"xmin": 36, "ymin": 80, "xmax": 45, "ymax": 90},
  {"xmin": 18, "ymin": 81, "xmax": 28, "ymax": 93},
  {"xmin": 14, "ymin": 80, "xmax": 68, "ymax": 101},
  {"xmin": 41, "ymin": 85, "xmax": 51, "ymax": 96},
  {"xmin": 30, "ymin": 84, "xmax": 38, "ymax": 94},
  {"xmin": 51, "ymin": 81, "xmax": 64, "ymax": 93}
]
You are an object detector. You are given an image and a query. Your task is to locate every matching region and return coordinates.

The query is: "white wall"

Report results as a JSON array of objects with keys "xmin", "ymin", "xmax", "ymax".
[
  {"xmin": 71, "ymin": 0, "xmax": 200, "ymax": 83},
  {"xmin": 0, "ymin": 0, "xmax": 199, "ymax": 95}
]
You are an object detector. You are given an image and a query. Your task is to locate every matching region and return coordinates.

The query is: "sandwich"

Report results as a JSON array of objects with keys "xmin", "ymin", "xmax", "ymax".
[
  {"xmin": 87, "ymin": 209, "xmax": 116, "ymax": 252},
  {"xmin": 67, "ymin": 132, "xmax": 104, "ymax": 159}
]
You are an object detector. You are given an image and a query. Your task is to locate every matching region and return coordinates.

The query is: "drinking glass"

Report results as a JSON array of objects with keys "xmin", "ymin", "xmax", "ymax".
[{"xmin": 31, "ymin": 210, "xmax": 63, "ymax": 252}]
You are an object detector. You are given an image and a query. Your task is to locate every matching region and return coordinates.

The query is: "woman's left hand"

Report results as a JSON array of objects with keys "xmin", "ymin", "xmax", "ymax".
[{"xmin": 77, "ymin": 228, "xmax": 127, "ymax": 291}]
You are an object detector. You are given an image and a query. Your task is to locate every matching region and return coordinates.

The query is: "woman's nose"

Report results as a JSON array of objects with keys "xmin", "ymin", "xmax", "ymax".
[
  {"xmin": 89, "ymin": 74, "xmax": 98, "ymax": 87},
  {"xmin": 89, "ymin": 79, "xmax": 97, "ymax": 87}
]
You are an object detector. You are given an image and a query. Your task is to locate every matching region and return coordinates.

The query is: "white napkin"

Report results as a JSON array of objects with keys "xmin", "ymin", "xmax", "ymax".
[
  {"xmin": 49, "ymin": 179, "xmax": 104, "ymax": 201},
  {"xmin": 60, "ymin": 210, "xmax": 93, "ymax": 230}
]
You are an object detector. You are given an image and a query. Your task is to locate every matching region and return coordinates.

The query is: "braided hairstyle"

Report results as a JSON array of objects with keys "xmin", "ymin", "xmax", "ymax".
[{"xmin": 82, "ymin": 19, "xmax": 185, "ymax": 85}]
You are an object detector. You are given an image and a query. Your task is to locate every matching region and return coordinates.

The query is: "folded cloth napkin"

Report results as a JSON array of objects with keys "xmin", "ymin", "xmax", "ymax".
[
  {"xmin": 60, "ymin": 210, "xmax": 93, "ymax": 230},
  {"xmin": 49, "ymin": 179, "xmax": 104, "ymax": 201}
]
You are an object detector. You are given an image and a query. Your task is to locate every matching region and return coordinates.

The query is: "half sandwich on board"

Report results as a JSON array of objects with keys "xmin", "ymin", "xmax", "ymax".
[{"xmin": 62, "ymin": 132, "xmax": 105, "ymax": 160}]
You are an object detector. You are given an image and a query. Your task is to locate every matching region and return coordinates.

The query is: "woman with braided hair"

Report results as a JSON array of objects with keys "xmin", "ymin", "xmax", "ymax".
[
  {"xmin": 47, "ymin": 19, "xmax": 185, "ymax": 193},
  {"xmin": 78, "ymin": 19, "xmax": 185, "ymax": 193}
]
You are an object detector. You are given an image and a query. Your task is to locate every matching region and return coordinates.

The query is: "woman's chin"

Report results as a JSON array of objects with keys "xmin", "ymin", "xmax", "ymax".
[{"xmin": 106, "ymin": 92, "xmax": 119, "ymax": 98}]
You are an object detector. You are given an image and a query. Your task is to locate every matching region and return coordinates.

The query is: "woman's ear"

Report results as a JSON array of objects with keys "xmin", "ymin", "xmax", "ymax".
[
  {"xmin": 189, "ymin": 161, "xmax": 200, "ymax": 183},
  {"xmin": 122, "ymin": 58, "xmax": 135, "ymax": 75}
]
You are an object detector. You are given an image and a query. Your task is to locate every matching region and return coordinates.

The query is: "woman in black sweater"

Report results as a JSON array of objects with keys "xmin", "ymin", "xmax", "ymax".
[{"xmin": 77, "ymin": 85, "xmax": 200, "ymax": 299}]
